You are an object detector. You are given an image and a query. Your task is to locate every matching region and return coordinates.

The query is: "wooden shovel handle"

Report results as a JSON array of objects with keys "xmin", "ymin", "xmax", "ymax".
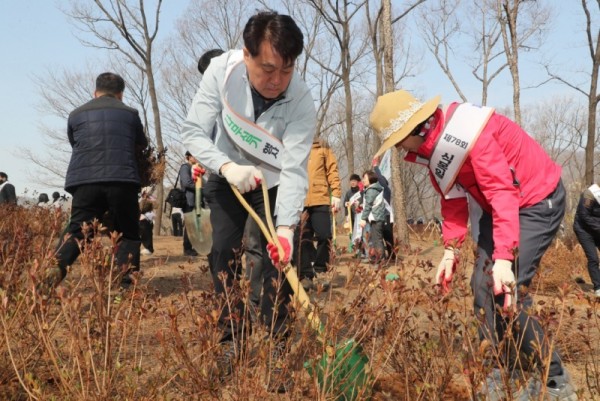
[{"xmin": 229, "ymin": 177, "xmax": 324, "ymax": 335}]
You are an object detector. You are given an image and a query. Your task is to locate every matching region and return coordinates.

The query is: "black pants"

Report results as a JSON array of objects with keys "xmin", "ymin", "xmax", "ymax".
[
  {"xmin": 383, "ymin": 217, "xmax": 395, "ymax": 259},
  {"xmin": 140, "ymin": 219, "xmax": 154, "ymax": 252},
  {"xmin": 294, "ymin": 205, "xmax": 332, "ymax": 279},
  {"xmin": 172, "ymin": 213, "xmax": 183, "ymax": 236},
  {"xmin": 244, "ymin": 217, "xmax": 263, "ymax": 306},
  {"xmin": 203, "ymin": 175, "xmax": 292, "ymax": 341},
  {"xmin": 574, "ymin": 222, "xmax": 600, "ymax": 291},
  {"xmin": 182, "ymin": 205, "xmax": 194, "ymax": 252},
  {"xmin": 55, "ymin": 183, "xmax": 141, "ymax": 276},
  {"xmin": 471, "ymin": 180, "xmax": 565, "ymax": 376}
]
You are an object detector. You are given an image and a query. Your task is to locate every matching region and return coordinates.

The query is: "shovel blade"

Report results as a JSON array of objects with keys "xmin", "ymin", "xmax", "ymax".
[
  {"xmin": 183, "ymin": 207, "xmax": 212, "ymax": 255},
  {"xmin": 305, "ymin": 339, "xmax": 372, "ymax": 401}
]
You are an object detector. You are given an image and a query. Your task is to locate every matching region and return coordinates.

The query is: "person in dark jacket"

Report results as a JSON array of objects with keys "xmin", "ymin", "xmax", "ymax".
[
  {"xmin": 47, "ymin": 72, "xmax": 147, "ymax": 290},
  {"xmin": 573, "ymin": 184, "xmax": 600, "ymax": 298},
  {"xmin": 180, "ymin": 151, "xmax": 199, "ymax": 256},
  {"xmin": 343, "ymin": 173, "xmax": 362, "ymax": 229},
  {"xmin": 359, "ymin": 170, "xmax": 389, "ymax": 263},
  {"xmin": 0, "ymin": 172, "xmax": 17, "ymax": 205}
]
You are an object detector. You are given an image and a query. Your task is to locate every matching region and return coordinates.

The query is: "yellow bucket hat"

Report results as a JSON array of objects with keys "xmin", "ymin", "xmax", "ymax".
[{"xmin": 370, "ymin": 90, "xmax": 441, "ymax": 158}]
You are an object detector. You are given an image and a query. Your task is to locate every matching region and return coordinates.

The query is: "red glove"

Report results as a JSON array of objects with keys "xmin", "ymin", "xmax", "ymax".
[
  {"xmin": 266, "ymin": 227, "xmax": 294, "ymax": 269},
  {"xmin": 192, "ymin": 165, "xmax": 206, "ymax": 182}
]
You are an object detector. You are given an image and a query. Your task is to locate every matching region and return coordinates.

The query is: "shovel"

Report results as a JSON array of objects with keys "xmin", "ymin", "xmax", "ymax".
[
  {"xmin": 183, "ymin": 175, "xmax": 212, "ymax": 255},
  {"xmin": 231, "ymin": 180, "xmax": 372, "ymax": 401}
]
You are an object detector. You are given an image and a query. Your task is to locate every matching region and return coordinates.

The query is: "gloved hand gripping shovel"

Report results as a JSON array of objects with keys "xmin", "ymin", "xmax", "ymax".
[{"xmin": 230, "ymin": 178, "xmax": 372, "ymax": 401}]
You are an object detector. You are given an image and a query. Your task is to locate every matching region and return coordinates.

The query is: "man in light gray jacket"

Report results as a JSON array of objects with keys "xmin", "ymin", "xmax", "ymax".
[{"xmin": 181, "ymin": 11, "xmax": 316, "ymax": 392}]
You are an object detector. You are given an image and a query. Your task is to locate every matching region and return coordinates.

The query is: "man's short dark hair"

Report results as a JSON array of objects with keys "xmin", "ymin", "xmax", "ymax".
[
  {"xmin": 0, "ymin": 172, "xmax": 7, "ymax": 180},
  {"xmin": 96, "ymin": 72, "xmax": 125, "ymax": 95},
  {"xmin": 349, "ymin": 174, "xmax": 361, "ymax": 182},
  {"xmin": 198, "ymin": 49, "xmax": 225, "ymax": 74},
  {"xmin": 52, "ymin": 191, "xmax": 60, "ymax": 200},
  {"xmin": 243, "ymin": 11, "xmax": 303, "ymax": 66}
]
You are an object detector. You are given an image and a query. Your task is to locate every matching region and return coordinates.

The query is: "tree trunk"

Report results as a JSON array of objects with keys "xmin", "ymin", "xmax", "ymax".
[
  {"xmin": 146, "ymin": 63, "xmax": 165, "ymax": 235},
  {"xmin": 382, "ymin": 0, "xmax": 410, "ymax": 246}
]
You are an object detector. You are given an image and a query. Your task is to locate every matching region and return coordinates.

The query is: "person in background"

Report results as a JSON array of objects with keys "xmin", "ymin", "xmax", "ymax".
[
  {"xmin": 573, "ymin": 183, "xmax": 600, "ymax": 299},
  {"xmin": 373, "ymin": 165, "xmax": 395, "ymax": 261},
  {"xmin": 369, "ymin": 89, "xmax": 576, "ymax": 400},
  {"xmin": 343, "ymin": 173, "xmax": 362, "ymax": 231},
  {"xmin": 0, "ymin": 172, "xmax": 17, "ymax": 205},
  {"xmin": 295, "ymin": 139, "xmax": 341, "ymax": 292},
  {"xmin": 37, "ymin": 193, "xmax": 50, "ymax": 207},
  {"xmin": 139, "ymin": 191, "xmax": 155, "ymax": 255},
  {"xmin": 179, "ymin": 151, "xmax": 199, "ymax": 257},
  {"xmin": 48, "ymin": 72, "xmax": 147, "ymax": 290},
  {"xmin": 171, "ymin": 206, "xmax": 183, "ymax": 236},
  {"xmin": 359, "ymin": 170, "xmax": 388, "ymax": 264},
  {"xmin": 181, "ymin": 11, "xmax": 316, "ymax": 392}
]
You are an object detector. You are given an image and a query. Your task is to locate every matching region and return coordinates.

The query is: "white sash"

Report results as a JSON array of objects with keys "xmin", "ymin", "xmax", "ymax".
[
  {"xmin": 349, "ymin": 191, "xmax": 361, "ymax": 204},
  {"xmin": 429, "ymin": 103, "xmax": 494, "ymax": 199},
  {"xmin": 589, "ymin": 184, "xmax": 600, "ymax": 204},
  {"xmin": 221, "ymin": 52, "xmax": 284, "ymax": 187},
  {"xmin": 352, "ymin": 211, "xmax": 363, "ymax": 242}
]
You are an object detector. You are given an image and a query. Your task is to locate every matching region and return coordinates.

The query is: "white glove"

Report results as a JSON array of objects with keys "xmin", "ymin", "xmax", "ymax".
[
  {"xmin": 221, "ymin": 162, "xmax": 262, "ymax": 193},
  {"xmin": 331, "ymin": 196, "xmax": 341, "ymax": 212},
  {"xmin": 492, "ymin": 259, "xmax": 516, "ymax": 312},
  {"xmin": 436, "ymin": 248, "xmax": 458, "ymax": 293}
]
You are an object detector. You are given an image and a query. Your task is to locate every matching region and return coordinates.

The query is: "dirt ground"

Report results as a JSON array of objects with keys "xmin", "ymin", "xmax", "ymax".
[{"xmin": 135, "ymin": 227, "xmax": 599, "ymax": 400}]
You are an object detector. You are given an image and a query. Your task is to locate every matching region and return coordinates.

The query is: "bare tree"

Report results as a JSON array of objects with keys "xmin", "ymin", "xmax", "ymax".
[
  {"xmin": 64, "ymin": 0, "xmax": 167, "ymax": 234},
  {"xmin": 304, "ymin": 0, "xmax": 370, "ymax": 175},
  {"xmin": 497, "ymin": 0, "xmax": 550, "ymax": 125},
  {"xmin": 543, "ymin": 0, "xmax": 600, "ymax": 185}
]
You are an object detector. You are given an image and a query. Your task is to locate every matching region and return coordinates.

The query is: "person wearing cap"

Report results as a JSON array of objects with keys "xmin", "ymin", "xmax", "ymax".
[
  {"xmin": 181, "ymin": 11, "xmax": 316, "ymax": 391},
  {"xmin": 573, "ymin": 184, "xmax": 600, "ymax": 299},
  {"xmin": 369, "ymin": 90, "xmax": 577, "ymax": 400}
]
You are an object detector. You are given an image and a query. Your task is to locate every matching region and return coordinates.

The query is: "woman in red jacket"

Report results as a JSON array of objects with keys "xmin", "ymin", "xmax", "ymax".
[{"xmin": 370, "ymin": 90, "xmax": 577, "ymax": 401}]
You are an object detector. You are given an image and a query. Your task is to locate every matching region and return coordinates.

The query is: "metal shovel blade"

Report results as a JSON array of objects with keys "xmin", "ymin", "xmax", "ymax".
[
  {"xmin": 183, "ymin": 173, "xmax": 212, "ymax": 256},
  {"xmin": 184, "ymin": 207, "xmax": 212, "ymax": 255}
]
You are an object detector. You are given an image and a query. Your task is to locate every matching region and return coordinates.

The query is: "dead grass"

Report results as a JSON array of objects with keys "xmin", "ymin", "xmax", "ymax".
[{"xmin": 0, "ymin": 206, "xmax": 599, "ymax": 400}]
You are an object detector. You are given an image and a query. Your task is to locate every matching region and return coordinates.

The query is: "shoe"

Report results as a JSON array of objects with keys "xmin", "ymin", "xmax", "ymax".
[
  {"xmin": 300, "ymin": 277, "xmax": 315, "ymax": 292},
  {"xmin": 184, "ymin": 249, "xmax": 198, "ymax": 257},
  {"xmin": 477, "ymin": 368, "xmax": 532, "ymax": 401},
  {"xmin": 215, "ymin": 341, "xmax": 237, "ymax": 378},
  {"xmin": 313, "ymin": 274, "xmax": 330, "ymax": 291},
  {"xmin": 140, "ymin": 248, "xmax": 152, "ymax": 256},
  {"xmin": 266, "ymin": 341, "xmax": 293, "ymax": 393},
  {"xmin": 37, "ymin": 266, "xmax": 65, "ymax": 299},
  {"xmin": 594, "ymin": 289, "xmax": 600, "ymax": 299},
  {"xmin": 539, "ymin": 369, "xmax": 578, "ymax": 401}
]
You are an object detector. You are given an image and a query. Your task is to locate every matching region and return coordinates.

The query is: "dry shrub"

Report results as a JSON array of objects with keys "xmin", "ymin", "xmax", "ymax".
[{"xmin": 0, "ymin": 205, "xmax": 599, "ymax": 400}]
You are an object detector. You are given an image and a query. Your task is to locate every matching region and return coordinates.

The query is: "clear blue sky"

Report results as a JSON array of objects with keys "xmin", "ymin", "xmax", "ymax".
[{"xmin": 0, "ymin": 1, "xmax": 591, "ymax": 197}]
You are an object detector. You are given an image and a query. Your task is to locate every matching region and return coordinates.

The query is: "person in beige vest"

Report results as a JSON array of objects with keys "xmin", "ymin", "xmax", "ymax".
[{"xmin": 294, "ymin": 139, "xmax": 341, "ymax": 291}]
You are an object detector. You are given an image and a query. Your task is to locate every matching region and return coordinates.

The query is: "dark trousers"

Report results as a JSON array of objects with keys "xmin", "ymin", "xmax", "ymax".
[
  {"xmin": 203, "ymin": 175, "xmax": 292, "ymax": 342},
  {"xmin": 244, "ymin": 217, "xmax": 263, "ymax": 306},
  {"xmin": 383, "ymin": 218, "xmax": 395, "ymax": 259},
  {"xmin": 471, "ymin": 180, "xmax": 565, "ymax": 376},
  {"xmin": 140, "ymin": 219, "xmax": 154, "ymax": 252},
  {"xmin": 55, "ymin": 183, "xmax": 141, "ymax": 276},
  {"xmin": 369, "ymin": 220, "xmax": 385, "ymax": 260},
  {"xmin": 182, "ymin": 204, "xmax": 194, "ymax": 251},
  {"xmin": 574, "ymin": 223, "xmax": 600, "ymax": 290},
  {"xmin": 172, "ymin": 213, "xmax": 183, "ymax": 236},
  {"xmin": 295, "ymin": 205, "xmax": 332, "ymax": 279}
]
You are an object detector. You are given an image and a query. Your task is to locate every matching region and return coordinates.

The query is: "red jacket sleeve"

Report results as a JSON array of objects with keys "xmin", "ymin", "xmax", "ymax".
[{"xmin": 469, "ymin": 132, "xmax": 520, "ymax": 261}]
